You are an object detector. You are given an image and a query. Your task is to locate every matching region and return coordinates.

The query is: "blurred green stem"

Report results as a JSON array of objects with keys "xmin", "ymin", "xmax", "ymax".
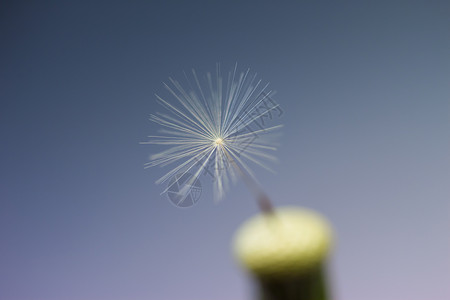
[{"xmin": 256, "ymin": 264, "xmax": 329, "ymax": 300}]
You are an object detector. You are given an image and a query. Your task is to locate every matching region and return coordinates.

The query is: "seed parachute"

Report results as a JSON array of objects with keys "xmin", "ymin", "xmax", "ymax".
[{"xmin": 142, "ymin": 64, "xmax": 282, "ymax": 204}]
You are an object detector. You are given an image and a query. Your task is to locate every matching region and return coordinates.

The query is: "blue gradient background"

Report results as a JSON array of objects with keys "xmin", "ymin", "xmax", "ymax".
[{"xmin": 1, "ymin": 1, "xmax": 449, "ymax": 300}]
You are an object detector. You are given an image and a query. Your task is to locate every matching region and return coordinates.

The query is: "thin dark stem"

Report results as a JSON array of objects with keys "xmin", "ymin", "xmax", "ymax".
[{"xmin": 222, "ymin": 146, "xmax": 274, "ymax": 214}]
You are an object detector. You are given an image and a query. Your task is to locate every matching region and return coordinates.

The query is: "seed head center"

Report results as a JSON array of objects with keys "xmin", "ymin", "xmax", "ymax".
[{"xmin": 214, "ymin": 137, "xmax": 224, "ymax": 146}]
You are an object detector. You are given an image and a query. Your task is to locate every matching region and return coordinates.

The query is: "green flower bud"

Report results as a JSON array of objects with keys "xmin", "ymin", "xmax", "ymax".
[{"xmin": 233, "ymin": 207, "xmax": 333, "ymax": 278}]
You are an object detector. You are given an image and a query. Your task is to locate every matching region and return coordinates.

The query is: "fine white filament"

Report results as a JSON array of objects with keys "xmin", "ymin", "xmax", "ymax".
[{"xmin": 142, "ymin": 64, "xmax": 282, "ymax": 203}]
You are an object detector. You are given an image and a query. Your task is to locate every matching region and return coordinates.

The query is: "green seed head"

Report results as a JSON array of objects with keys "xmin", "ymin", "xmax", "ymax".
[{"xmin": 233, "ymin": 207, "xmax": 333, "ymax": 278}]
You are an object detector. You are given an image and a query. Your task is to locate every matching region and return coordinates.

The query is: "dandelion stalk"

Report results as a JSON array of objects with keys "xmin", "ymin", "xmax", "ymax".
[{"xmin": 221, "ymin": 144, "xmax": 273, "ymax": 213}]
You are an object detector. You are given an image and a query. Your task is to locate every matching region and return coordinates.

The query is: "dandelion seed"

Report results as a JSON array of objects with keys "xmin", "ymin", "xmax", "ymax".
[{"xmin": 141, "ymin": 64, "xmax": 283, "ymax": 207}]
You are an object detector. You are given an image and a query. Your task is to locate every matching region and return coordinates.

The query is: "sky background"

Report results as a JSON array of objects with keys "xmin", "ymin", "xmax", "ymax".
[{"xmin": 1, "ymin": 1, "xmax": 449, "ymax": 300}]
